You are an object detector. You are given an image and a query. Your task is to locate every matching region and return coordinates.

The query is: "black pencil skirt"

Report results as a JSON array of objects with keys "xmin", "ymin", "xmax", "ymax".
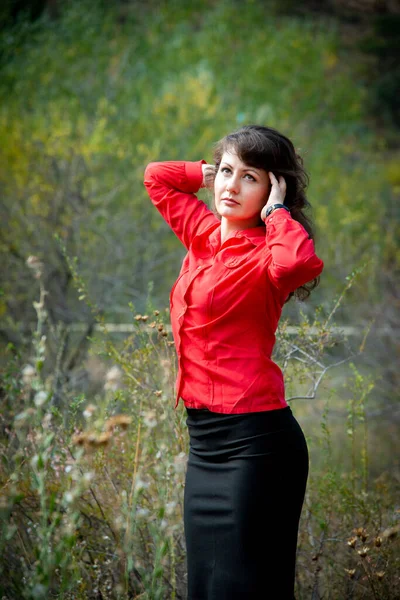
[{"xmin": 183, "ymin": 405, "xmax": 309, "ymax": 600}]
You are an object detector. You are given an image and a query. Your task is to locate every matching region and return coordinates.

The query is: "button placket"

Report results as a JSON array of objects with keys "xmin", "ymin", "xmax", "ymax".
[
  {"xmin": 175, "ymin": 263, "xmax": 206, "ymax": 404},
  {"xmin": 176, "ymin": 262, "xmax": 205, "ymax": 329}
]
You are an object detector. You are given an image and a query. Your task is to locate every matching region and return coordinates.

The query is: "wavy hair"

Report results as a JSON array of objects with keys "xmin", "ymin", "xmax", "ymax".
[{"xmin": 209, "ymin": 124, "xmax": 320, "ymax": 301}]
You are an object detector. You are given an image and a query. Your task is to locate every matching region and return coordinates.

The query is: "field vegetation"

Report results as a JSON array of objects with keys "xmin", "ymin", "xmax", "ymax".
[{"xmin": 0, "ymin": 1, "xmax": 399, "ymax": 598}]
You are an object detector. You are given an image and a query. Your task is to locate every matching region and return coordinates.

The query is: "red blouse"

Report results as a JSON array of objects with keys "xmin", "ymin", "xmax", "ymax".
[{"xmin": 144, "ymin": 160, "xmax": 324, "ymax": 414}]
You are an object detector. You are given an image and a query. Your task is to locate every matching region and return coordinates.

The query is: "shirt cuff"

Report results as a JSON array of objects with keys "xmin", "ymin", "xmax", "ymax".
[
  {"xmin": 265, "ymin": 207, "xmax": 293, "ymax": 224},
  {"xmin": 184, "ymin": 160, "xmax": 207, "ymax": 192}
]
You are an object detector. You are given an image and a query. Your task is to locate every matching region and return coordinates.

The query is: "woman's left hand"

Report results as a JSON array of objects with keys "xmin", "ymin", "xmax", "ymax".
[{"xmin": 260, "ymin": 172, "xmax": 287, "ymax": 220}]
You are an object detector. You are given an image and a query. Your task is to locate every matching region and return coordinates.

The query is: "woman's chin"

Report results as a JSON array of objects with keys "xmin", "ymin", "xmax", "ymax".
[{"xmin": 217, "ymin": 206, "xmax": 242, "ymax": 218}]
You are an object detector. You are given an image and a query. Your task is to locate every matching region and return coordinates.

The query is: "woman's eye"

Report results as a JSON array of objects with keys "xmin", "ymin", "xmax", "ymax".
[
  {"xmin": 221, "ymin": 167, "xmax": 231, "ymax": 174},
  {"xmin": 244, "ymin": 174, "xmax": 255, "ymax": 181}
]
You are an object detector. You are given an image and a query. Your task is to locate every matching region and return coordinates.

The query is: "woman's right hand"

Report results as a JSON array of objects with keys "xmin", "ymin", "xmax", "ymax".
[{"xmin": 201, "ymin": 163, "xmax": 216, "ymax": 189}]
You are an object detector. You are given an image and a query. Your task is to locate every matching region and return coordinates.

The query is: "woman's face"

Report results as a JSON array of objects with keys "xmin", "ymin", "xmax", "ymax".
[{"xmin": 214, "ymin": 151, "xmax": 270, "ymax": 227}]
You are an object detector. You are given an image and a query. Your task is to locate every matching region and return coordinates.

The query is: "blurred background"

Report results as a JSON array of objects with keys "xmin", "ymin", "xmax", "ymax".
[
  {"xmin": 1, "ymin": 0, "xmax": 399, "ymax": 455},
  {"xmin": 0, "ymin": 0, "xmax": 399, "ymax": 598}
]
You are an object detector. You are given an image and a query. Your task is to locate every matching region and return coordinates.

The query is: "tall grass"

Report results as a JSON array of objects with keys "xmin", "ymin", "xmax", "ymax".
[{"xmin": 0, "ymin": 257, "xmax": 398, "ymax": 599}]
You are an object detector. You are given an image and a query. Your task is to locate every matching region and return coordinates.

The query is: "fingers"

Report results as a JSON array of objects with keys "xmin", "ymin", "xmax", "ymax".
[
  {"xmin": 268, "ymin": 171, "xmax": 283, "ymax": 183},
  {"xmin": 202, "ymin": 164, "xmax": 217, "ymax": 188},
  {"xmin": 268, "ymin": 172, "xmax": 286, "ymax": 192}
]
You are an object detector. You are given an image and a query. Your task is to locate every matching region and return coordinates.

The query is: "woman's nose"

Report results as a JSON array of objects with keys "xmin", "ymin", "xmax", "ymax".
[{"xmin": 226, "ymin": 175, "xmax": 239, "ymax": 193}]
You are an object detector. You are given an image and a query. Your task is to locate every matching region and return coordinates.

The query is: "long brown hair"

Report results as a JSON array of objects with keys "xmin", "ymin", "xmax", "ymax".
[{"xmin": 210, "ymin": 125, "xmax": 320, "ymax": 301}]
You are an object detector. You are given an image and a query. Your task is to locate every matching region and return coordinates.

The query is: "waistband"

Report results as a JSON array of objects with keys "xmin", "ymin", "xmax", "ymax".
[
  {"xmin": 185, "ymin": 406, "xmax": 303, "ymax": 460},
  {"xmin": 186, "ymin": 405, "xmax": 292, "ymax": 422}
]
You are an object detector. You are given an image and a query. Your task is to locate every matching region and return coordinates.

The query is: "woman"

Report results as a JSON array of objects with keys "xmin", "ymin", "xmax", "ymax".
[{"xmin": 144, "ymin": 125, "xmax": 324, "ymax": 600}]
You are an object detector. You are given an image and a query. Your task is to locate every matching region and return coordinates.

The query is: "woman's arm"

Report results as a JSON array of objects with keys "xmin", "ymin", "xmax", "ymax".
[
  {"xmin": 261, "ymin": 172, "xmax": 324, "ymax": 295},
  {"xmin": 144, "ymin": 161, "xmax": 218, "ymax": 250},
  {"xmin": 264, "ymin": 209, "xmax": 324, "ymax": 296}
]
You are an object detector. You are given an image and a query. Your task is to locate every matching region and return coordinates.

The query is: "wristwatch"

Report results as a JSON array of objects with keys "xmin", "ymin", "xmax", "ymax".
[{"xmin": 264, "ymin": 203, "xmax": 290, "ymax": 219}]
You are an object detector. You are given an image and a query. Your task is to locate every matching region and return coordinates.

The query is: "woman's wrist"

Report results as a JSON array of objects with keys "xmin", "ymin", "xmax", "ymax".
[{"xmin": 261, "ymin": 203, "xmax": 290, "ymax": 221}]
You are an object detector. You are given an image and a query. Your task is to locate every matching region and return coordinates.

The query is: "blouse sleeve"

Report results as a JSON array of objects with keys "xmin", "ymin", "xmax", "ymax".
[
  {"xmin": 265, "ymin": 208, "xmax": 324, "ymax": 296},
  {"xmin": 144, "ymin": 160, "xmax": 219, "ymax": 250}
]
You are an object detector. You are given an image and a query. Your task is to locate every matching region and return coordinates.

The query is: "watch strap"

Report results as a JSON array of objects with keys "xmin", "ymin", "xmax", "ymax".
[{"xmin": 265, "ymin": 203, "xmax": 290, "ymax": 219}]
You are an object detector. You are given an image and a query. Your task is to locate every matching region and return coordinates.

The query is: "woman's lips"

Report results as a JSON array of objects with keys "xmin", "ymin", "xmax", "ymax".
[{"xmin": 221, "ymin": 198, "xmax": 239, "ymax": 205}]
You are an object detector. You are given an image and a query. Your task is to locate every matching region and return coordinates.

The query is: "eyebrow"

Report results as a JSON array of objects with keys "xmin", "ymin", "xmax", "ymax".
[{"xmin": 221, "ymin": 161, "xmax": 261, "ymax": 175}]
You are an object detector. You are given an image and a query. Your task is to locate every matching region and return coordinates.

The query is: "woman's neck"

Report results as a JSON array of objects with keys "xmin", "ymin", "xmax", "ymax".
[{"xmin": 220, "ymin": 217, "xmax": 260, "ymax": 244}]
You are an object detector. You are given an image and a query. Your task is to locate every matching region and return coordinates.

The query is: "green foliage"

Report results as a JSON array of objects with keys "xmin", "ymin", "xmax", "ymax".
[
  {"xmin": 0, "ymin": 0, "xmax": 397, "ymax": 339},
  {"xmin": 0, "ymin": 267, "xmax": 189, "ymax": 598},
  {"xmin": 296, "ymin": 375, "xmax": 399, "ymax": 600},
  {"xmin": 358, "ymin": 12, "xmax": 400, "ymax": 130},
  {"xmin": 0, "ymin": 246, "xmax": 399, "ymax": 599}
]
